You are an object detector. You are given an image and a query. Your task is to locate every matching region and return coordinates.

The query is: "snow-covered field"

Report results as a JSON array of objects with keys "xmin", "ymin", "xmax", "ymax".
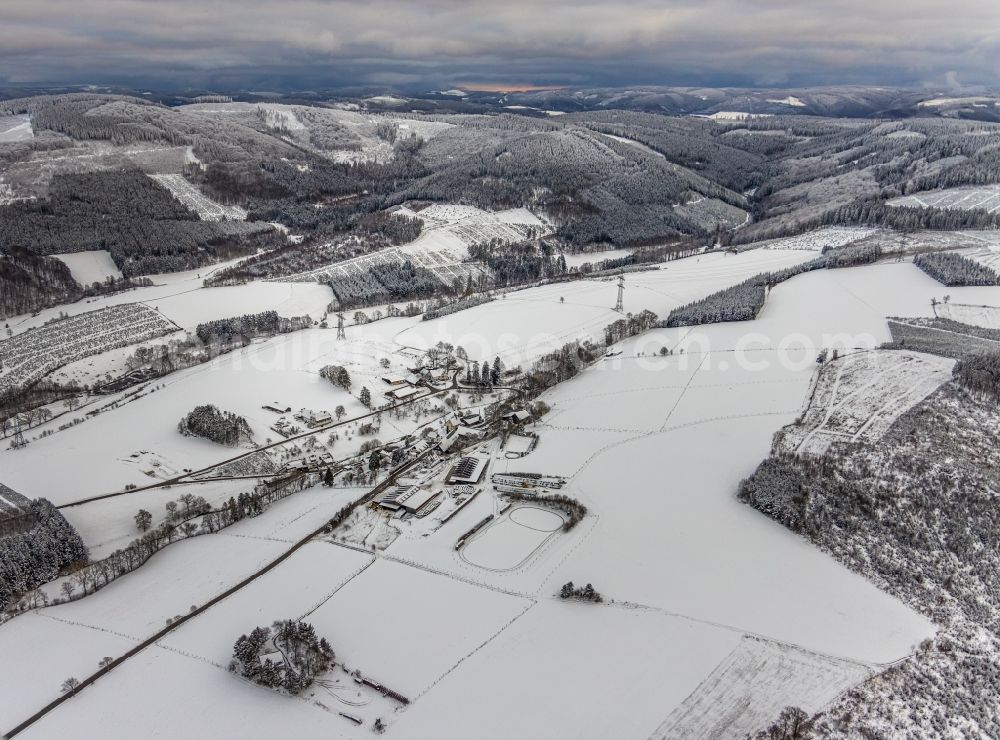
[
  {"xmin": 52, "ymin": 249, "xmax": 123, "ymax": 285},
  {"xmin": 958, "ymin": 243, "xmax": 1000, "ymax": 274},
  {"xmin": 651, "ymin": 638, "xmax": 870, "ymax": 739},
  {"xmin": 0, "ymin": 321, "xmax": 426, "ymax": 498},
  {"xmin": 150, "ymin": 174, "xmax": 247, "ymax": 221},
  {"xmin": 0, "ymin": 113, "xmax": 33, "ymax": 142},
  {"xmin": 397, "ymin": 248, "xmax": 816, "ymax": 366},
  {"xmin": 142, "ymin": 281, "xmax": 330, "ymax": 331},
  {"xmin": 778, "ymin": 350, "xmax": 955, "ymax": 456},
  {"xmin": 8, "ymin": 255, "xmax": 1000, "ymax": 739},
  {"xmin": 938, "ymin": 301, "xmax": 1000, "ymax": 327},
  {"xmin": 562, "ymin": 247, "xmax": 635, "ymax": 268},
  {"xmin": 889, "ymin": 185, "xmax": 1000, "ymax": 213}
]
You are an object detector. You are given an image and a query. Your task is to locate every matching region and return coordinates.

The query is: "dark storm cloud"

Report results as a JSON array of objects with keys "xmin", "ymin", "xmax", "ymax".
[{"xmin": 1, "ymin": 0, "xmax": 998, "ymax": 89}]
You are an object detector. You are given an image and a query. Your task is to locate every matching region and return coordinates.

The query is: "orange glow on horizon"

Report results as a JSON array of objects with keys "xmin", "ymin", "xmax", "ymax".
[{"xmin": 455, "ymin": 83, "xmax": 566, "ymax": 93}]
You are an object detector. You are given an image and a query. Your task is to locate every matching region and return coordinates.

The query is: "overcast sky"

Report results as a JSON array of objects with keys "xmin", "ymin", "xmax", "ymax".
[{"xmin": 2, "ymin": 0, "xmax": 999, "ymax": 90}]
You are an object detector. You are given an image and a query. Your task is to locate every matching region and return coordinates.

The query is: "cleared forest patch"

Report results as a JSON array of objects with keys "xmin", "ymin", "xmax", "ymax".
[{"xmin": 777, "ymin": 350, "xmax": 954, "ymax": 456}]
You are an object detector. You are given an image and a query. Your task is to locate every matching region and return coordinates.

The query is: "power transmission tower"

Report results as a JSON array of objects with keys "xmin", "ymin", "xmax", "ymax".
[
  {"xmin": 613, "ymin": 274, "xmax": 625, "ymax": 313},
  {"xmin": 336, "ymin": 312, "xmax": 346, "ymax": 340},
  {"xmin": 11, "ymin": 419, "xmax": 26, "ymax": 449}
]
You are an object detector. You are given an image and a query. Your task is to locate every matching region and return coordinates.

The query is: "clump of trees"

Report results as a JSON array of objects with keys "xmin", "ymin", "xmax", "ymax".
[
  {"xmin": 751, "ymin": 706, "xmax": 815, "ymax": 740},
  {"xmin": 319, "ymin": 364, "xmax": 351, "ymax": 391},
  {"xmin": 468, "ymin": 241, "xmax": 567, "ymax": 287},
  {"xmin": 0, "ymin": 498, "xmax": 88, "ymax": 609},
  {"xmin": 666, "ymin": 276, "xmax": 767, "ymax": 327},
  {"xmin": 506, "ymin": 492, "xmax": 588, "ymax": 531},
  {"xmin": 914, "ymin": 251, "xmax": 1000, "ymax": 287},
  {"xmin": 604, "ymin": 309, "xmax": 659, "ymax": 344},
  {"xmin": 465, "ymin": 356, "xmax": 504, "ymax": 387},
  {"xmin": 821, "ymin": 241, "xmax": 882, "ymax": 268},
  {"xmin": 229, "ymin": 620, "xmax": 335, "ymax": 694},
  {"xmin": 178, "ymin": 404, "xmax": 253, "ymax": 446},
  {"xmin": 953, "ymin": 350, "xmax": 1000, "ymax": 401},
  {"xmin": 559, "ymin": 581, "xmax": 603, "ymax": 603},
  {"xmin": 737, "ymin": 455, "xmax": 810, "ymax": 533},
  {"xmin": 522, "ymin": 341, "xmax": 598, "ymax": 396},
  {"xmin": 423, "ymin": 293, "xmax": 493, "ymax": 321},
  {"xmin": 195, "ymin": 311, "xmax": 310, "ymax": 345}
]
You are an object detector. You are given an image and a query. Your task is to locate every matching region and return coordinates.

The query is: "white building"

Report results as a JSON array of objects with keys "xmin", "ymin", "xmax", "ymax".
[
  {"xmin": 379, "ymin": 485, "xmax": 440, "ymax": 513},
  {"xmin": 386, "ymin": 386, "xmax": 421, "ymax": 401},
  {"xmin": 302, "ymin": 409, "xmax": 333, "ymax": 425}
]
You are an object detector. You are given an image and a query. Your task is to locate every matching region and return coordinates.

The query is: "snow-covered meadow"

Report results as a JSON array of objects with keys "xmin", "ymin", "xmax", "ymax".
[
  {"xmin": 52, "ymin": 250, "xmax": 123, "ymax": 285},
  {"xmin": 397, "ymin": 248, "xmax": 817, "ymax": 366}
]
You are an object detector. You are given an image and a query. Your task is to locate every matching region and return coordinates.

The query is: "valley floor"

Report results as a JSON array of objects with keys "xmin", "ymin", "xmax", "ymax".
[{"xmin": 4, "ymin": 254, "xmax": 994, "ymax": 739}]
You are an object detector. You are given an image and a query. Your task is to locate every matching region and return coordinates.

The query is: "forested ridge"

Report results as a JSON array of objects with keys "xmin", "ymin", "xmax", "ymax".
[{"xmin": 3, "ymin": 92, "xmax": 1000, "ymax": 294}]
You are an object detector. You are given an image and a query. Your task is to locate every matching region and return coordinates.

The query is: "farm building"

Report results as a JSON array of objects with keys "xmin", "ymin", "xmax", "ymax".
[
  {"xmin": 447, "ymin": 454, "xmax": 490, "ymax": 485},
  {"xmin": 386, "ymin": 386, "xmax": 421, "ymax": 401},
  {"xmin": 381, "ymin": 375, "xmax": 407, "ymax": 387},
  {"xmin": 424, "ymin": 368, "xmax": 450, "ymax": 382},
  {"xmin": 379, "ymin": 485, "xmax": 440, "ymax": 513},
  {"xmin": 439, "ymin": 428, "xmax": 479, "ymax": 453},
  {"xmin": 460, "ymin": 411, "xmax": 484, "ymax": 427},
  {"xmin": 502, "ymin": 409, "xmax": 532, "ymax": 425},
  {"xmin": 301, "ymin": 409, "xmax": 333, "ymax": 425},
  {"xmin": 263, "ymin": 401, "xmax": 291, "ymax": 413}
]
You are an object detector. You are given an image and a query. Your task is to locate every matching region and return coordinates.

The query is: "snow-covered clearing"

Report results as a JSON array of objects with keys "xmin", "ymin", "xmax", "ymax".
[
  {"xmin": 280, "ymin": 205, "xmax": 545, "ymax": 289},
  {"xmin": 778, "ymin": 350, "xmax": 955, "ymax": 456},
  {"xmin": 938, "ymin": 301, "xmax": 1000, "ymax": 328},
  {"xmin": 397, "ymin": 248, "xmax": 816, "ymax": 367},
  {"xmin": 150, "ymin": 173, "xmax": 247, "ymax": 221},
  {"xmin": 957, "ymin": 243, "xmax": 1000, "ymax": 273},
  {"xmin": 755, "ymin": 226, "xmax": 879, "ymax": 251},
  {"xmin": 0, "ymin": 113, "xmax": 33, "ymax": 142},
  {"xmin": 767, "ymin": 96, "xmax": 807, "ymax": 107},
  {"xmin": 889, "ymin": 185, "xmax": 1000, "ymax": 213},
  {"xmin": 651, "ymin": 638, "xmax": 870, "ymax": 739},
  {"xmin": 918, "ymin": 96, "xmax": 997, "ymax": 108},
  {"xmin": 600, "ymin": 132, "xmax": 666, "ymax": 158},
  {"xmin": 51, "ymin": 250, "xmax": 123, "ymax": 285},
  {"xmin": 562, "ymin": 247, "xmax": 634, "ymax": 267}
]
